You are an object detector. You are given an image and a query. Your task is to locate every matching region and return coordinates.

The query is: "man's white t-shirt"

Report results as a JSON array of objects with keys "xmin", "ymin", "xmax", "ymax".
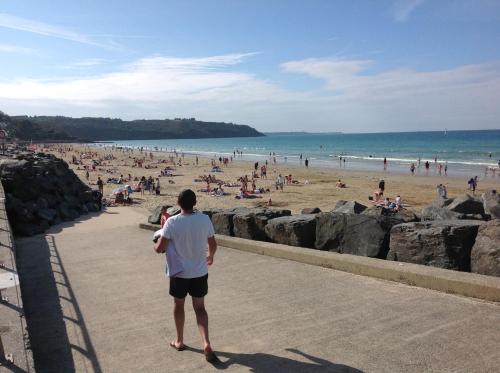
[{"xmin": 161, "ymin": 212, "xmax": 215, "ymax": 279}]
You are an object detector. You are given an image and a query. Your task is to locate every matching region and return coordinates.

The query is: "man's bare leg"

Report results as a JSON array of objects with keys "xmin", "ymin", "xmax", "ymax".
[
  {"xmin": 192, "ymin": 297, "xmax": 212, "ymax": 353},
  {"xmin": 172, "ymin": 297, "xmax": 185, "ymax": 348}
]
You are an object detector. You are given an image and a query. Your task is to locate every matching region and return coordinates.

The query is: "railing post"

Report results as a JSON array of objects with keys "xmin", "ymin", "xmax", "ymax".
[{"xmin": 0, "ymin": 326, "xmax": 13, "ymax": 365}]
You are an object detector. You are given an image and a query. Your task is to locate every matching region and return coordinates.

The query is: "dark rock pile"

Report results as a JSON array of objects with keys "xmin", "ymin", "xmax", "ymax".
[
  {"xmin": 0, "ymin": 152, "xmax": 101, "ymax": 236},
  {"xmin": 146, "ymin": 191, "xmax": 500, "ymax": 277}
]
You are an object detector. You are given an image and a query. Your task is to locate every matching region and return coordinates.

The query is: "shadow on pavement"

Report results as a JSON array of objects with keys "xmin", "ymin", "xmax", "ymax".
[
  {"xmin": 0, "ymin": 364, "xmax": 28, "ymax": 373},
  {"xmin": 186, "ymin": 346, "xmax": 364, "ymax": 372},
  {"xmin": 15, "ymin": 233, "xmax": 102, "ymax": 373}
]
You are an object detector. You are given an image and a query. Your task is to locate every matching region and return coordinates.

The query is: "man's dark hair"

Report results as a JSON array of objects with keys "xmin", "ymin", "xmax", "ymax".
[{"xmin": 178, "ymin": 189, "xmax": 196, "ymax": 210}]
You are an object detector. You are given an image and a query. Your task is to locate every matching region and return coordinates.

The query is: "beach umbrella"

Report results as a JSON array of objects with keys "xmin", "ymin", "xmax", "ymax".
[
  {"xmin": 112, "ymin": 185, "xmax": 134, "ymax": 195},
  {"xmin": 112, "ymin": 186, "xmax": 127, "ymax": 195}
]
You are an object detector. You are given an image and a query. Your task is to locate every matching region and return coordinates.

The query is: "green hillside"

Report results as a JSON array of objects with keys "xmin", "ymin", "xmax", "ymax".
[{"xmin": 10, "ymin": 115, "xmax": 264, "ymax": 141}]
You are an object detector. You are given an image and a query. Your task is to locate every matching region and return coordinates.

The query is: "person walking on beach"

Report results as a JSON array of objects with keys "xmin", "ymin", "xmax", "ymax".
[
  {"xmin": 97, "ymin": 176, "xmax": 103, "ymax": 195},
  {"xmin": 155, "ymin": 178, "xmax": 161, "ymax": 195},
  {"xmin": 276, "ymin": 174, "xmax": 284, "ymax": 191},
  {"xmin": 378, "ymin": 179, "xmax": 385, "ymax": 194},
  {"xmin": 305, "ymin": 158, "xmax": 309, "ymax": 168},
  {"xmin": 154, "ymin": 189, "xmax": 219, "ymax": 363},
  {"xmin": 468, "ymin": 177, "xmax": 476, "ymax": 192},
  {"xmin": 383, "ymin": 157, "xmax": 387, "ymax": 171}
]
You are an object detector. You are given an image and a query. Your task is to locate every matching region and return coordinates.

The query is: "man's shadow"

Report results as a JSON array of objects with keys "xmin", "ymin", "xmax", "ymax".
[{"xmin": 185, "ymin": 347, "xmax": 364, "ymax": 373}]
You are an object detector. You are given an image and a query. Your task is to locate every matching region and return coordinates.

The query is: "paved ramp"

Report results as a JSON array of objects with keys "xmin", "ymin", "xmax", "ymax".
[{"xmin": 14, "ymin": 207, "xmax": 500, "ymax": 373}]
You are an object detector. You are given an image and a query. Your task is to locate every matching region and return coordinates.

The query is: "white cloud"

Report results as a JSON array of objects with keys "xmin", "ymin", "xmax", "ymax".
[
  {"xmin": 0, "ymin": 13, "xmax": 119, "ymax": 49},
  {"xmin": 392, "ymin": 0, "xmax": 425, "ymax": 22},
  {"xmin": 0, "ymin": 53, "xmax": 499, "ymax": 132},
  {"xmin": 58, "ymin": 58, "xmax": 111, "ymax": 69},
  {"xmin": 0, "ymin": 42, "xmax": 38, "ymax": 55},
  {"xmin": 280, "ymin": 57, "xmax": 500, "ymax": 98}
]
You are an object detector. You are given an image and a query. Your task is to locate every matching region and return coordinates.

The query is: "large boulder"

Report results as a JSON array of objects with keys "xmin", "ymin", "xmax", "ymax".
[
  {"xmin": 148, "ymin": 205, "xmax": 172, "ymax": 224},
  {"xmin": 362, "ymin": 206, "xmax": 419, "ymax": 226},
  {"xmin": 422, "ymin": 205, "xmax": 487, "ymax": 221},
  {"xmin": 85, "ymin": 202, "xmax": 101, "ymax": 212},
  {"xmin": 388, "ymin": 220, "xmax": 483, "ymax": 271},
  {"xmin": 432, "ymin": 197, "xmax": 454, "ymax": 208},
  {"xmin": 446, "ymin": 194, "xmax": 484, "ymax": 215},
  {"xmin": 315, "ymin": 212, "xmax": 391, "ymax": 258},
  {"xmin": 421, "ymin": 206, "xmax": 463, "ymax": 221},
  {"xmin": 200, "ymin": 208, "xmax": 223, "ymax": 220},
  {"xmin": 211, "ymin": 207, "xmax": 250, "ymax": 236},
  {"xmin": 36, "ymin": 196, "xmax": 49, "ymax": 209},
  {"xmin": 35, "ymin": 208, "xmax": 58, "ymax": 223},
  {"xmin": 471, "ymin": 220, "xmax": 500, "ymax": 277},
  {"xmin": 301, "ymin": 207, "xmax": 321, "ymax": 214},
  {"xmin": 264, "ymin": 214, "xmax": 317, "ymax": 248},
  {"xmin": 482, "ymin": 190, "xmax": 500, "ymax": 220},
  {"xmin": 233, "ymin": 208, "xmax": 291, "ymax": 241},
  {"xmin": 333, "ymin": 200, "xmax": 367, "ymax": 214},
  {"xmin": 167, "ymin": 206, "xmax": 181, "ymax": 216}
]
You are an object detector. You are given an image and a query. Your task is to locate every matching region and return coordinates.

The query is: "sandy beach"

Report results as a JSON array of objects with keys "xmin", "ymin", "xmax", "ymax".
[{"xmin": 39, "ymin": 143, "xmax": 499, "ymax": 215}]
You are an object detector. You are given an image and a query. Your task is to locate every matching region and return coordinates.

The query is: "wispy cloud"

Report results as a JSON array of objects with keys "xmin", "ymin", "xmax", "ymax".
[
  {"xmin": 58, "ymin": 58, "xmax": 110, "ymax": 69},
  {"xmin": 0, "ymin": 13, "xmax": 119, "ymax": 49},
  {"xmin": 0, "ymin": 43, "xmax": 38, "ymax": 55},
  {"xmin": 0, "ymin": 53, "xmax": 499, "ymax": 132},
  {"xmin": 392, "ymin": 0, "xmax": 425, "ymax": 22}
]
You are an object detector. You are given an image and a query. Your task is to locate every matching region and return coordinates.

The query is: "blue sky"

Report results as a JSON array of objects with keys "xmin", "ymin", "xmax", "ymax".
[{"xmin": 0, "ymin": 0, "xmax": 499, "ymax": 132}]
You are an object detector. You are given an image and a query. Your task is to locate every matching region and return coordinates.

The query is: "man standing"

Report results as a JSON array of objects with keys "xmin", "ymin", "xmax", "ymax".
[
  {"xmin": 97, "ymin": 176, "xmax": 104, "ymax": 195},
  {"xmin": 154, "ymin": 189, "xmax": 219, "ymax": 363}
]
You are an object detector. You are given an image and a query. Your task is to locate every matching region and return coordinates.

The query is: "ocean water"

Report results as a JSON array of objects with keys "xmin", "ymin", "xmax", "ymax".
[{"xmin": 102, "ymin": 130, "xmax": 500, "ymax": 178}]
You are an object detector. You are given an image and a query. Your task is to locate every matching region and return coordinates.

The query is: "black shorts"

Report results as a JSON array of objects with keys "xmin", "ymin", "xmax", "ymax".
[{"xmin": 169, "ymin": 274, "xmax": 208, "ymax": 299}]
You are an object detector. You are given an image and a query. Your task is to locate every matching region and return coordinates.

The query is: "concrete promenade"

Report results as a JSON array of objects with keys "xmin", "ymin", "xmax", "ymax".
[{"xmin": 14, "ymin": 207, "xmax": 500, "ymax": 373}]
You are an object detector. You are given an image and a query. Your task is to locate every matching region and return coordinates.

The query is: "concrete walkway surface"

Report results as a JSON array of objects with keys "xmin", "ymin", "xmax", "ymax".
[{"xmin": 14, "ymin": 207, "xmax": 500, "ymax": 373}]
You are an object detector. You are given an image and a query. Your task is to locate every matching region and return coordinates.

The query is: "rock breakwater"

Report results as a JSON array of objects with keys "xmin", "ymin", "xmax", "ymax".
[{"xmin": 0, "ymin": 152, "xmax": 101, "ymax": 236}]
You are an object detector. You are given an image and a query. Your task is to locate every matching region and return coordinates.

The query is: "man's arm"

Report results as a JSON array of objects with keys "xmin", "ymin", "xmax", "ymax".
[
  {"xmin": 154, "ymin": 235, "xmax": 169, "ymax": 254},
  {"xmin": 207, "ymin": 236, "xmax": 217, "ymax": 265}
]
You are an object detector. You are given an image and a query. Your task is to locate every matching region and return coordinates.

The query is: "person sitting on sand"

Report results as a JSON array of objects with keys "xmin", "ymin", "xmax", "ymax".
[{"xmin": 336, "ymin": 179, "xmax": 346, "ymax": 188}]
